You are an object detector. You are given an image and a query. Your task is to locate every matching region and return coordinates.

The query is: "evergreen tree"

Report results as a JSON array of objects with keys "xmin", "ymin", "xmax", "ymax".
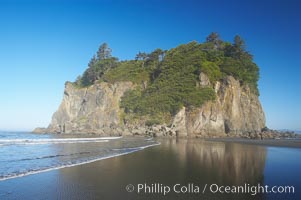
[
  {"xmin": 206, "ymin": 32, "xmax": 222, "ymax": 49},
  {"xmin": 147, "ymin": 48, "xmax": 164, "ymax": 62},
  {"xmin": 234, "ymin": 35, "xmax": 245, "ymax": 50},
  {"xmin": 97, "ymin": 43, "xmax": 112, "ymax": 60},
  {"xmin": 135, "ymin": 51, "xmax": 148, "ymax": 67},
  {"xmin": 88, "ymin": 55, "xmax": 97, "ymax": 67},
  {"xmin": 135, "ymin": 52, "xmax": 148, "ymax": 61}
]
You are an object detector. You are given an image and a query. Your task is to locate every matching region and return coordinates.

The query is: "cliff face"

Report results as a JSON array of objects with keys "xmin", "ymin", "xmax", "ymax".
[
  {"xmin": 172, "ymin": 75, "xmax": 265, "ymax": 137},
  {"xmin": 47, "ymin": 81, "xmax": 134, "ymax": 135},
  {"xmin": 43, "ymin": 75, "xmax": 265, "ymax": 137}
]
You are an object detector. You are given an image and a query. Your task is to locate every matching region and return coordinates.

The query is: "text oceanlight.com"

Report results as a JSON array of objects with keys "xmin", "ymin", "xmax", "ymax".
[{"xmin": 125, "ymin": 183, "xmax": 295, "ymax": 196}]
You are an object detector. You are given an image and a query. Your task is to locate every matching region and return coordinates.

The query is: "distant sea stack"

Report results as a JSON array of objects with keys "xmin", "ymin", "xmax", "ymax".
[{"xmin": 35, "ymin": 33, "xmax": 266, "ymax": 137}]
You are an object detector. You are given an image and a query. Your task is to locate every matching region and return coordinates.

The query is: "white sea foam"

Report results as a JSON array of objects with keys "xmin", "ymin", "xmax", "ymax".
[
  {"xmin": 0, "ymin": 140, "xmax": 109, "ymax": 146},
  {"xmin": 0, "ymin": 137, "xmax": 121, "ymax": 145},
  {"xmin": 144, "ymin": 137, "xmax": 154, "ymax": 141},
  {"xmin": 113, "ymin": 143, "xmax": 160, "ymax": 151},
  {"xmin": 0, "ymin": 142, "xmax": 160, "ymax": 181}
]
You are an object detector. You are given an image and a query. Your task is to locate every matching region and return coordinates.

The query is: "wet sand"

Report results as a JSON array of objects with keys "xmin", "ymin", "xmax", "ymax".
[
  {"xmin": 206, "ymin": 138, "xmax": 301, "ymax": 148},
  {"xmin": 0, "ymin": 138, "xmax": 300, "ymax": 200}
]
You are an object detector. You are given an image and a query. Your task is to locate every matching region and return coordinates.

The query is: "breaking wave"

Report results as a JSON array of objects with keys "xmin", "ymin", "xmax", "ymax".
[{"xmin": 0, "ymin": 132, "xmax": 159, "ymax": 181}]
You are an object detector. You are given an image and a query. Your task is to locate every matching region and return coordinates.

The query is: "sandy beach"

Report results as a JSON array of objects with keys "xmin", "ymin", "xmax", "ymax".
[
  {"xmin": 0, "ymin": 138, "xmax": 300, "ymax": 200},
  {"xmin": 206, "ymin": 138, "xmax": 301, "ymax": 148}
]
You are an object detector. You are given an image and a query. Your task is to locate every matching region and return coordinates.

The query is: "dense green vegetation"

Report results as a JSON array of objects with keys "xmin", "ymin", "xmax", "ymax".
[
  {"xmin": 74, "ymin": 33, "xmax": 260, "ymax": 120},
  {"xmin": 75, "ymin": 43, "xmax": 119, "ymax": 86},
  {"xmin": 102, "ymin": 60, "xmax": 151, "ymax": 84}
]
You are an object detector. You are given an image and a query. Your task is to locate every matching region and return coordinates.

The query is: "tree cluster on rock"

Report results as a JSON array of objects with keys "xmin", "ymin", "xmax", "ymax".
[
  {"xmin": 75, "ymin": 43, "xmax": 118, "ymax": 86},
  {"xmin": 74, "ymin": 33, "xmax": 260, "ymax": 125}
]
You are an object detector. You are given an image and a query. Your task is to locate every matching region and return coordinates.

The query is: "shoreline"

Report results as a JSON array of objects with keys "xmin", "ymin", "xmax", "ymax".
[
  {"xmin": 205, "ymin": 137, "xmax": 301, "ymax": 148},
  {"xmin": 0, "ymin": 139, "xmax": 160, "ymax": 182},
  {"xmin": 32, "ymin": 130, "xmax": 301, "ymax": 148},
  {"xmin": 1, "ymin": 137, "xmax": 300, "ymax": 199},
  {"xmin": 2, "ymin": 134, "xmax": 300, "ymax": 183}
]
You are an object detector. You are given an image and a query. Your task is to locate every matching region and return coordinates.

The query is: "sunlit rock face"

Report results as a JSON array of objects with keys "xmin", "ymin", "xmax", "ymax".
[
  {"xmin": 41, "ymin": 74, "xmax": 265, "ymax": 137},
  {"xmin": 173, "ymin": 75, "xmax": 265, "ymax": 137},
  {"xmin": 46, "ymin": 81, "xmax": 134, "ymax": 135}
]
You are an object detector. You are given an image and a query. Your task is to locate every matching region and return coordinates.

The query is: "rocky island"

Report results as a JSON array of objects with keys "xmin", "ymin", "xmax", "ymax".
[{"xmin": 33, "ymin": 33, "xmax": 296, "ymax": 139}]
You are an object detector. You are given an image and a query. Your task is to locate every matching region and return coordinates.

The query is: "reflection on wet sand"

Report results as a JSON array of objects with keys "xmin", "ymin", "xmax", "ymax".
[
  {"xmin": 59, "ymin": 138, "xmax": 267, "ymax": 199},
  {"xmin": 163, "ymin": 139, "xmax": 266, "ymax": 185}
]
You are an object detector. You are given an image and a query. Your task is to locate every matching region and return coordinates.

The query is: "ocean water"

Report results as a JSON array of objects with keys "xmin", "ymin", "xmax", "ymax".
[
  {"xmin": 0, "ymin": 131, "xmax": 158, "ymax": 181},
  {"xmin": 0, "ymin": 133, "xmax": 300, "ymax": 199}
]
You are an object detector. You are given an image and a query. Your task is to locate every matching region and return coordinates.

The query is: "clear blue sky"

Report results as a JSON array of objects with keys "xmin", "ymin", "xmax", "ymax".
[{"xmin": 0, "ymin": 0, "xmax": 300, "ymax": 131}]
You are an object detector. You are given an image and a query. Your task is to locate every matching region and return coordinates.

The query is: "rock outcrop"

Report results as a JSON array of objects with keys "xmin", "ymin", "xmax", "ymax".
[
  {"xmin": 179, "ymin": 75, "xmax": 265, "ymax": 137},
  {"xmin": 46, "ymin": 81, "xmax": 134, "ymax": 135},
  {"xmin": 37, "ymin": 75, "xmax": 266, "ymax": 137}
]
